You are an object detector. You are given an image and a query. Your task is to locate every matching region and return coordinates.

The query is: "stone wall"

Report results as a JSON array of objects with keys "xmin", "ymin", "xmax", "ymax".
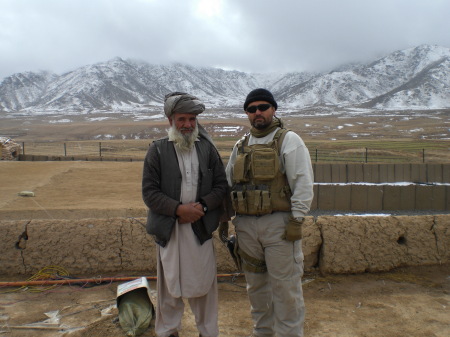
[{"xmin": 1, "ymin": 215, "xmax": 448, "ymax": 277}]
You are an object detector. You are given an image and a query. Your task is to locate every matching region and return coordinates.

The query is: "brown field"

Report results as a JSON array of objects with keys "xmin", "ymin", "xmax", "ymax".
[
  {"xmin": 1, "ymin": 110, "xmax": 450, "ymax": 163},
  {"xmin": 0, "ymin": 112, "xmax": 449, "ymax": 336}
]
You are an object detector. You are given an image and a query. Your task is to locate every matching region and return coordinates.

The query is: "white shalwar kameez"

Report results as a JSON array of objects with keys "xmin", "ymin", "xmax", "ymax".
[{"xmin": 155, "ymin": 144, "xmax": 219, "ymax": 337}]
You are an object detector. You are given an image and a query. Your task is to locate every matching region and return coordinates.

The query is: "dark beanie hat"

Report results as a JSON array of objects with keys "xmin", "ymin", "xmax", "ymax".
[{"xmin": 243, "ymin": 88, "xmax": 278, "ymax": 111}]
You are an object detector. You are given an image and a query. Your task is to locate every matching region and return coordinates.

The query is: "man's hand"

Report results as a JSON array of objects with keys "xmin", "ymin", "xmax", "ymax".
[
  {"xmin": 176, "ymin": 202, "xmax": 204, "ymax": 224},
  {"xmin": 284, "ymin": 217, "xmax": 304, "ymax": 241}
]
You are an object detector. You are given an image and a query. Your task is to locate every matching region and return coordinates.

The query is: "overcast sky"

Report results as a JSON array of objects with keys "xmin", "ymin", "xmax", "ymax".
[{"xmin": 1, "ymin": 0, "xmax": 449, "ymax": 80}]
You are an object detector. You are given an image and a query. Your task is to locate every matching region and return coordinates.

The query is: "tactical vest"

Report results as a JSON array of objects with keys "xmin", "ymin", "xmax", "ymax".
[{"xmin": 231, "ymin": 128, "xmax": 292, "ymax": 215}]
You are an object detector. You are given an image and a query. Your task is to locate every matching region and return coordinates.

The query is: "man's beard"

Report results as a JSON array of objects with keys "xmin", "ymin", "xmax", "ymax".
[
  {"xmin": 168, "ymin": 124, "xmax": 199, "ymax": 151},
  {"xmin": 251, "ymin": 116, "xmax": 272, "ymax": 130}
]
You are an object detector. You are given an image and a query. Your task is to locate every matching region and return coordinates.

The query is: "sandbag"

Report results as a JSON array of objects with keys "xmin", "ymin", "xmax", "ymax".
[{"xmin": 117, "ymin": 278, "xmax": 155, "ymax": 336}]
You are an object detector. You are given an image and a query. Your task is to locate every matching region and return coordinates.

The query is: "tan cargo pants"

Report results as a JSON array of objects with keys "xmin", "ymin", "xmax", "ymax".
[{"xmin": 233, "ymin": 211, "xmax": 305, "ymax": 337}]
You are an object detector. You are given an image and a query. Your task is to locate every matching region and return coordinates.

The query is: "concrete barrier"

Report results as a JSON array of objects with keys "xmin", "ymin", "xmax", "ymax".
[
  {"xmin": 312, "ymin": 163, "xmax": 450, "ymax": 183},
  {"xmin": 1, "ymin": 215, "xmax": 448, "ymax": 277},
  {"xmin": 312, "ymin": 183, "xmax": 450, "ymax": 211},
  {"xmin": 16, "ymin": 157, "xmax": 450, "ymax": 183}
]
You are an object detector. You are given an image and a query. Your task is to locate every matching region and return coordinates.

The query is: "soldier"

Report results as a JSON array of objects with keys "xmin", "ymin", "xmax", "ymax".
[{"xmin": 223, "ymin": 88, "xmax": 314, "ymax": 337}]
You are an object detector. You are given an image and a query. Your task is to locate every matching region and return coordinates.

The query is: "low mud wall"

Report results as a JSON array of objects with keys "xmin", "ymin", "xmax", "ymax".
[{"xmin": 1, "ymin": 215, "xmax": 448, "ymax": 277}]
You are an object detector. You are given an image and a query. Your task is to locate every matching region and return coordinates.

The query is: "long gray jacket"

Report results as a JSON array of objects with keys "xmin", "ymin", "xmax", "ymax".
[{"xmin": 142, "ymin": 136, "xmax": 228, "ymax": 247}]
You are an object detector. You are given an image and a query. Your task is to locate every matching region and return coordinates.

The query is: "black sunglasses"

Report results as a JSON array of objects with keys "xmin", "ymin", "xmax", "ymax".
[{"xmin": 246, "ymin": 104, "xmax": 272, "ymax": 113}]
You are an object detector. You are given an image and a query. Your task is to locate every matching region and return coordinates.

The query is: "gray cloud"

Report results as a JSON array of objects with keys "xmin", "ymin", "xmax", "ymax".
[{"xmin": 1, "ymin": 0, "xmax": 449, "ymax": 79}]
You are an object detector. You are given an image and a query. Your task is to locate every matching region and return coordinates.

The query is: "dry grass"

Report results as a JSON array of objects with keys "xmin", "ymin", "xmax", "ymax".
[{"xmin": 1, "ymin": 111, "xmax": 449, "ymax": 163}]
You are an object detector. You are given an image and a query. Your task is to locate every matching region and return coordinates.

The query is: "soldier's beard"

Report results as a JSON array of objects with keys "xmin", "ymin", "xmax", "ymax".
[
  {"xmin": 168, "ymin": 124, "xmax": 199, "ymax": 152},
  {"xmin": 251, "ymin": 116, "xmax": 272, "ymax": 130}
]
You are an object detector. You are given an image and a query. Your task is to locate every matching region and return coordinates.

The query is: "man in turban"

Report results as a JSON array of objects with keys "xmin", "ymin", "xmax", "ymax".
[{"xmin": 142, "ymin": 92, "xmax": 229, "ymax": 337}]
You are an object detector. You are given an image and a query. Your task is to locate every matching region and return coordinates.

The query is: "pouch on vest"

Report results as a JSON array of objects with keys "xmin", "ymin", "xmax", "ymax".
[
  {"xmin": 231, "ymin": 187, "xmax": 247, "ymax": 213},
  {"xmin": 270, "ymin": 185, "xmax": 292, "ymax": 211},
  {"xmin": 251, "ymin": 145, "xmax": 279, "ymax": 180},
  {"xmin": 232, "ymin": 185, "xmax": 273, "ymax": 215},
  {"xmin": 247, "ymin": 185, "xmax": 273, "ymax": 215},
  {"xmin": 233, "ymin": 152, "xmax": 249, "ymax": 183},
  {"xmin": 245, "ymin": 188, "xmax": 261, "ymax": 215}
]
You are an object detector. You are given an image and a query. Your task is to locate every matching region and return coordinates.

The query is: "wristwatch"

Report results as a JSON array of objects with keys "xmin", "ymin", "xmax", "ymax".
[{"xmin": 200, "ymin": 202, "xmax": 208, "ymax": 213}]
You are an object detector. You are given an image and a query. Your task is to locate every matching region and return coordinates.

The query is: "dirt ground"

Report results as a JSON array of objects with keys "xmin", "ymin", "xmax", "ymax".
[
  {"xmin": 0, "ymin": 161, "xmax": 147, "ymax": 220},
  {"xmin": 0, "ymin": 266, "xmax": 448, "ymax": 337},
  {"xmin": 0, "ymin": 161, "xmax": 449, "ymax": 337}
]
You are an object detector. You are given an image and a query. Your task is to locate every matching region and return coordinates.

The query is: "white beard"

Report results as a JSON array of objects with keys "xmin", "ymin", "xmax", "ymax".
[{"xmin": 168, "ymin": 124, "xmax": 199, "ymax": 152}]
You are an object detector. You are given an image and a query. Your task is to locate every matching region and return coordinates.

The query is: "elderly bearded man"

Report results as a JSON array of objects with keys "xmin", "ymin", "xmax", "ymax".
[{"xmin": 142, "ymin": 92, "xmax": 229, "ymax": 337}]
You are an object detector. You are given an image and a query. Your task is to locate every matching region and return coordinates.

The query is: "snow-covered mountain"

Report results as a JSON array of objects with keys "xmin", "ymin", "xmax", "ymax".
[
  {"xmin": 0, "ymin": 44, "xmax": 448, "ymax": 114},
  {"xmin": 279, "ymin": 44, "xmax": 450, "ymax": 110},
  {"xmin": 0, "ymin": 71, "xmax": 57, "ymax": 111}
]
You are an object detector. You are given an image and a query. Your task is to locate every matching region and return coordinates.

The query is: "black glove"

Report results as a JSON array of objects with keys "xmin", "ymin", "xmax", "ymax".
[
  {"xmin": 284, "ymin": 217, "xmax": 304, "ymax": 241},
  {"xmin": 218, "ymin": 221, "xmax": 229, "ymax": 243}
]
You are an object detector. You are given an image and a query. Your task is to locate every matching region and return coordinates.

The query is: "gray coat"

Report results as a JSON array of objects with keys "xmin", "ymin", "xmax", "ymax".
[{"xmin": 142, "ymin": 136, "xmax": 228, "ymax": 247}]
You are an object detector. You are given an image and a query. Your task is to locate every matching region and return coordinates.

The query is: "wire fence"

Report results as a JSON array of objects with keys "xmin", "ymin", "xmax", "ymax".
[
  {"xmin": 20, "ymin": 140, "xmax": 150, "ymax": 161},
  {"xmin": 309, "ymin": 148, "xmax": 432, "ymax": 163},
  {"xmin": 17, "ymin": 140, "xmax": 450, "ymax": 163}
]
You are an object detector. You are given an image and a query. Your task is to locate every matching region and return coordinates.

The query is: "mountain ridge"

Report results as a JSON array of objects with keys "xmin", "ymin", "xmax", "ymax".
[{"xmin": 0, "ymin": 44, "xmax": 449, "ymax": 114}]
